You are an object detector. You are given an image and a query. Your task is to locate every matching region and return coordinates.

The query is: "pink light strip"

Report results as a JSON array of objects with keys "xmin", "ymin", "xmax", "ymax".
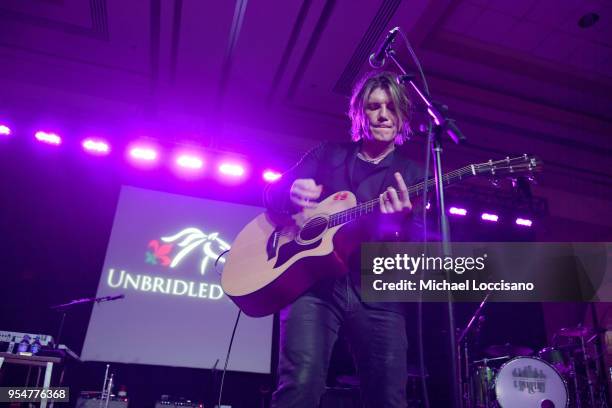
[
  {"xmin": 177, "ymin": 155, "xmax": 204, "ymax": 169},
  {"xmin": 515, "ymin": 218, "xmax": 533, "ymax": 227},
  {"xmin": 481, "ymin": 213, "xmax": 499, "ymax": 222},
  {"xmin": 449, "ymin": 206, "xmax": 467, "ymax": 216},
  {"xmin": 82, "ymin": 138, "xmax": 110, "ymax": 154},
  {"xmin": 35, "ymin": 131, "xmax": 62, "ymax": 145},
  {"xmin": 219, "ymin": 162, "xmax": 245, "ymax": 177},
  {"xmin": 129, "ymin": 147, "xmax": 157, "ymax": 161},
  {"xmin": 263, "ymin": 170, "xmax": 282, "ymax": 182}
]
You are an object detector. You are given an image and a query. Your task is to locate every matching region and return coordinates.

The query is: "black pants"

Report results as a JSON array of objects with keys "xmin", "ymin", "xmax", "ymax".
[{"xmin": 271, "ymin": 277, "xmax": 408, "ymax": 407}]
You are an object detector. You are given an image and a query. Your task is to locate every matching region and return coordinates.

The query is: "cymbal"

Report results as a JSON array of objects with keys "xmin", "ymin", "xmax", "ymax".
[
  {"xmin": 557, "ymin": 326, "xmax": 597, "ymax": 338},
  {"xmin": 485, "ymin": 343, "xmax": 533, "ymax": 358},
  {"xmin": 472, "ymin": 355, "xmax": 511, "ymax": 365}
]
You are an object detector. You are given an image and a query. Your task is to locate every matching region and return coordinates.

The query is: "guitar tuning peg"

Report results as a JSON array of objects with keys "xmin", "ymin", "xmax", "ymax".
[
  {"xmin": 490, "ymin": 177, "xmax": 502, "ymax": 187},
  {"xmin": 527, "ymin": 175, "xmax": 537, "ymax": 184}
]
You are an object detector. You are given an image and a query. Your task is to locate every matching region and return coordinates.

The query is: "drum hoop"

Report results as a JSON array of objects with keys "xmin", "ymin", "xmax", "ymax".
[{"xmin": 494, "ymin": 356, "xmax": 569, "ymax": 408}]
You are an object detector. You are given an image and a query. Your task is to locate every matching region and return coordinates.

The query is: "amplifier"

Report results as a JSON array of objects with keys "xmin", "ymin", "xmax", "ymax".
[
  {"xmin": 37, "ymin": 344, "xmax": 81, "ymax": 361},
  {"xmin": 155, "ymin": 400, "xmax": 204, "ymax": 408},
  {"xmin": 76, "ymin": 397, "xmax": 129, "ymax": 408}
]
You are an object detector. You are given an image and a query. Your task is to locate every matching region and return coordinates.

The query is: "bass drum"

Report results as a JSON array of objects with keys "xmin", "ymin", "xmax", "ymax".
[{"xmin": 494, "ymin": 356, "xmax": 568, "ymax": 408}]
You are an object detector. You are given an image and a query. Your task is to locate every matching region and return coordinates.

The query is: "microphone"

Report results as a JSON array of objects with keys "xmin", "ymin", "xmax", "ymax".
[
  {"xmin": 369, "ymin": 27, "xmax": 399, "ymax": 68},
  {"xmin": 97, "ymin": 294, "xmax": 125, "ymax": 303}
]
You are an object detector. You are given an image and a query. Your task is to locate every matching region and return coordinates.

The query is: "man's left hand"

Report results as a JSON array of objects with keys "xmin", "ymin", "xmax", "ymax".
[{"xmin": 379, "ymin": 172, "xmax": 412, "ymax": 214}]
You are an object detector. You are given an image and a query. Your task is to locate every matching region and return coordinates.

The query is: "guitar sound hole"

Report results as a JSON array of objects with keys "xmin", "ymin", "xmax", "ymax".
[{"xmin": 299, "ymin": 217, "xmax": 328, "ymax": 241}]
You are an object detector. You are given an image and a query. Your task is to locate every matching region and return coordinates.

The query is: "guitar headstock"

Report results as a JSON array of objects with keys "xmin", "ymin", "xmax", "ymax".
[{"xmin": 473, "ymin": 154, "xmax": 542, "ymax": 177}]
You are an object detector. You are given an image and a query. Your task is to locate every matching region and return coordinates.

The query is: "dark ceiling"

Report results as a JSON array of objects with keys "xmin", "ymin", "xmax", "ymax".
[{"xmin": 0, "ymin": 0, "xmax": 610, "ymax": 228}]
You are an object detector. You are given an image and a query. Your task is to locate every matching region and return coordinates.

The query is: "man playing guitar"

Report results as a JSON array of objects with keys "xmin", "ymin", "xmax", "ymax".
[{"xmin": 266, "ymin": 71, "xmax": 419, "ymax": 407}]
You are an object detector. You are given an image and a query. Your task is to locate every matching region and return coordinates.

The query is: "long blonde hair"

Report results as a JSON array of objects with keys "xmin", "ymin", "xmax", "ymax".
[{"xmin": 348, "ymin": 71, "xmax": 412, "ymax": 144}]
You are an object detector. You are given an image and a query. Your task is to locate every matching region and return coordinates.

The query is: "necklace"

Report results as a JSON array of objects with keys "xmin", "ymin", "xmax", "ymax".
[{"xmin": 357, "ymin": 148, "xmax": 394, "ymax": 164}]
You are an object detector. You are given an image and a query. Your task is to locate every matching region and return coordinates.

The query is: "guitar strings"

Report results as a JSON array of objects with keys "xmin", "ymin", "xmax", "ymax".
[
  {"xmin": 296, "ymin": 158, "xmax": 535, "ymax": 233},
  {"xmin": 325, "ymin": 160, "xmax": 534, "ymax": 227},
  {"xmin": 313, "ymin": 165, "xmax": 473, "ymax": 229},
  {"xmin": 298, "ymin": 165, "xmax": 472, "ymax": 232},
  {"xmin": 329, "ymin": 158, "xmax": 535, "ymax": 224}
]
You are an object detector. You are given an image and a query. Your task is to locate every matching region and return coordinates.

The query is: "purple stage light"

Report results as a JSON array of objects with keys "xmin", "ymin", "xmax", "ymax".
[
  {"xmin": 35, "ymin": 131, "xmax": 62, "ymax": 145},
  {"xmin": 263, "ymin": 170, "xmax": 281, "ymax": 182},
  {"xmin": 0, "ymin": 125, "xmax": 11, "ymax": 136},
  {"xmin": 481, "ymin": 213, "xmax": 499, "ymax": 222},
  {"xmin": 515, "ymin": 217, "xmax": 533, "ymax": 227},
  {"xmin": 129, "ymin": 146, "xmax": 157, "ymax": 161},
  {"xmin": 219, "ymin": 162, "xmax": 245, "ymax": 177},
  {"xmin": 82, "ymin": 138, "xmax": 110, "ymax": 155},
  {"xmin": 449, "ymin": 206, "xmax": 467, "ymax": 216},
  {"xmin": 176, "ymin": 154, "xmax": 204, "ymax": 170}
]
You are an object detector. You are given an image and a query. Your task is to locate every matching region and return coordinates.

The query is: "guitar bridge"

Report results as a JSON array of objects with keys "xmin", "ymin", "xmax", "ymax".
[{"xmin": 266, "ymin": 229, "xmax": 281, "ymax": 261}]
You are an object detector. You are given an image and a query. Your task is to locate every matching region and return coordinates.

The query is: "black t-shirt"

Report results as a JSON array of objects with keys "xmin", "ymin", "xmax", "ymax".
[
  {"xmin": 352, "ymin": 156, "xmax": 382, "ymax": 187},
  {"xmin": 350, "ymin": 151, "xmax": 396, "ymax": 203}
]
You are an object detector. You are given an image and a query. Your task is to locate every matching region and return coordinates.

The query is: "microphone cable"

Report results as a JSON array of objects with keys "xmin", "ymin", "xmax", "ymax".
[
  {"xmin": 398, "ymin": 27, "xmax": 432, "ymax": 408},
  {"xmin": 217, "ymin": 309, "xmax": 242, "ymax": 408},
  {"xmin": 214, "ymin": 249, "xmax": 241, "ymax": 408}
]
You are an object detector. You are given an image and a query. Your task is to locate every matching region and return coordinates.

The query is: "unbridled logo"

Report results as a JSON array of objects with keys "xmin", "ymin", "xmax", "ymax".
[
  {"xmin": 146, "ymin": 227, "xmax": 231, "ymax": 275},
  {"xmin": 107, "ymin": 227, "xmax": 231, "ymax": 300}
]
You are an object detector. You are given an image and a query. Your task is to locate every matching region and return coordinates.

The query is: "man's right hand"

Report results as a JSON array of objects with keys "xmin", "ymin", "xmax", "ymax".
[{"xmin": 289, "ymin": 178, "xmax": 322, "ymax": 210}]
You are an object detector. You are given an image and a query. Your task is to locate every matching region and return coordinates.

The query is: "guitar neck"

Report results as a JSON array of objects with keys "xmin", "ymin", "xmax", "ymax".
[{"xmin": 328, "ymin": 164, "xmax": 476, "ymax": 227}]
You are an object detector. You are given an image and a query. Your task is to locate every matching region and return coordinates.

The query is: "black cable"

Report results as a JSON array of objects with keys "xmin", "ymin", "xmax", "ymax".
[
  {"xmin": 398, "ymin": 30, "xmax": 430, "ymax": 96},
  {"xmin": 417, "ymin": 118, "xmax": 433, "ymax": 408},
  {"xmin": 416, "ymin": 128, "xmax": 433, "ymax": 408},
  {"xmin": 213, "ymin": 249, "xmax": 241, "ymax": 408},
  {"xmin": 215, "ymin": 249, "xmax": 231, "ymax": 275},
  {"xmin": 399, "ymin": 28, "xmax": 463, "ymax": 408},
  {"xmin": 398, "ymin": 27, "xmax": 433, "ymax": 408},
  {"xmin": 217, "ymin": 309, "xmax": 242, "ymax": 408}
]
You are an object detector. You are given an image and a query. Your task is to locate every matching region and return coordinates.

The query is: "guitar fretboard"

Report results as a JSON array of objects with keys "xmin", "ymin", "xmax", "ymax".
[{"xmin": 328, "ymin": 164, "xmax": 475, "ymax": 227}]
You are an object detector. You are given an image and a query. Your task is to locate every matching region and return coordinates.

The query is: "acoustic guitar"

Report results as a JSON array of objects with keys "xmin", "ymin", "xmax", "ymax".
[{"xmin": 221, "ymin": 155, "xmax": 541, "ymax": 316}]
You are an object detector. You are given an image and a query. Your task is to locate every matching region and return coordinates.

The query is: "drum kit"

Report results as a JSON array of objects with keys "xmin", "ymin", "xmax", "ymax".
[{"xmin": 461, "ymin": 324, "xmax": 609, "ymax": 407}]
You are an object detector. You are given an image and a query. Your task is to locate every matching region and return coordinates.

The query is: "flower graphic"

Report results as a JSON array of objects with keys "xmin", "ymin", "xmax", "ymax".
[{"xmin": 146, "ymin": 240, "xmax": 173, "ymax": 266}]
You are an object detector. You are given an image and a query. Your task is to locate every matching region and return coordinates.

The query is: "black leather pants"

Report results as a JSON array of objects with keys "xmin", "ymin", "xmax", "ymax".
[{"xmin": 271, "ymin": 277, "xmax": 408, "ymax": 407}]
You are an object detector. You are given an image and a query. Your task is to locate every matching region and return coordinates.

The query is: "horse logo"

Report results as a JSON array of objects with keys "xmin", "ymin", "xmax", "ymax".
[{"xmin": 146, "ymin": 227, "xmax": 231, "ymax": 275}]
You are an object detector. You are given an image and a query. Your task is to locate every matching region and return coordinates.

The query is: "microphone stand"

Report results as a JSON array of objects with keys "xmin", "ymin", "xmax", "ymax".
[
  {"xmin": 50, "ymin": 295, "xmax": 125, "ymax": 346},
  {"xmin": 457, "ymin": 293, "xmax": 490, "ymax": 408},
  {"xmin": 589, "ymin": 302, "xmax": 610, "ymax": 406},
  {"xmin": 386, "ymin": 47, "xmax": 466, "ymax": 408}
]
